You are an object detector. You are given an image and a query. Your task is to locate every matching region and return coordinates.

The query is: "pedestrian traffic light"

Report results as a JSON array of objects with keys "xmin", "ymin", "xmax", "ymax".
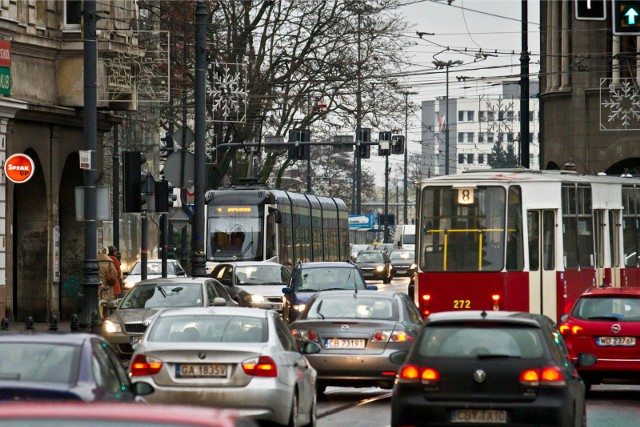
[
  {"xmin": 613, "ymin": 0, "xmax": 640, "ymax": 34},
  {"xmin": 123, "ymin": 151, "xmax": 145, "ymax": 213},
  {"xmin": 357, "ymin": 128, "xmax": 371, "ymax": 159},
  {"xmin": 287, "ymin": 129, "xmax": 311, "ymax": 161},
  {"xmin": 575, "ymin": 0, "xmax": 606, "ymax": 20},
  {"xmin": 391, "ymin": 135, "xmax": 405, "ymax": 155}
]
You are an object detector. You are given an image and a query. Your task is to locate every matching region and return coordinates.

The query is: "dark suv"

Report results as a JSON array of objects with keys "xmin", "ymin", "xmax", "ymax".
[
  {"xmin": 282, "ymin": 261, "xmax": 376, "ymax": 323},
  {"xmin": 391, "ymin": 310, "xmax": 596, "ymax": 427}
]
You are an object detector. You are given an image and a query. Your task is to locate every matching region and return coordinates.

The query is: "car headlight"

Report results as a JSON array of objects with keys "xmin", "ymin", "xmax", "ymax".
[
  {"xmin": 103, "ymin": 319, "xmax": 122, "ymax": 334},
  {"xmin": 294, "ymin": 304, "xmax": 306, "ymax": 312},
  {"xmin": 410, "ymin": 263, "xmax": 417, "ymax": 269},
  {"xmin": 249, "ymin": 294, "xmax": 265, "ymax": 303},
  {"xmin": 124, "ymin": 280, "xmax": 135, "ymax": 289},
  {"xmin": 376, "ymin": 265, "xmax": 385, "ymax": 272}
]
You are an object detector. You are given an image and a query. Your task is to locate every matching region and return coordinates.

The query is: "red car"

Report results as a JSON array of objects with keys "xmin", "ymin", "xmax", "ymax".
[
  {"xmin": 0, "ymin": 402, "xmax": 253, "ymax": 427},
  {"xmin": 559, "ymin": 286, "xmax": 640, "ymax": 389}
]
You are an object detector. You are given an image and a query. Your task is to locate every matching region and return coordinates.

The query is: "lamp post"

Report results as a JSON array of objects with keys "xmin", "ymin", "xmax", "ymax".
[
  {"xmin": 400, "ymin": 90, "xmax": 417, "ymax": 225},
  {"xmin": 433, "ymin": 60, "xmax": 462, "ymax": 175}
]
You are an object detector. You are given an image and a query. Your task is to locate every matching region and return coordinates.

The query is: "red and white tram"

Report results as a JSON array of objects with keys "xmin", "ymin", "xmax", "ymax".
[{"xmin": 414, "ymin": 169, "xmax": 640, "ymax": 322}]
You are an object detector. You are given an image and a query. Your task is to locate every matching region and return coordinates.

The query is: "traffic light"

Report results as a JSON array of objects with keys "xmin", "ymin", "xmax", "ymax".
[
  {"xmin": 123, "ymin": 151, "xmax": 145, "ymax": 213},
  {"xmin": 155, "ymin": 179, "xmax": 176, "ymax": 213},
  {"xmin": 287, "ymin": 129, "xmax": 311, "ymax": 161},
  {"xmin": 357, "ymin": 128, "xmax": 371, "ymax": 159},
  {"xmin": 160, "ymin": 132, "xmax": 174, "ymax": 162},
  {"xmin": 575, "ymin": 0, "xmax": 606, "ymax": 20},
  {"xmin": 378, "ymin": 131, "xmax": 391, "ymax": 156},
  {"xmin": 391, "ymin": 135, "xmax": 405, "ymax": 155},
  {"xmin": 613, "ymin": 0, "xmax": 640, "ymax": 34}
]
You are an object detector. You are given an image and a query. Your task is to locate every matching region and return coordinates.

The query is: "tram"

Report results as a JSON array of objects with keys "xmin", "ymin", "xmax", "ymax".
[
  {"xmin": 205, "ymin": 187, "xmax": 350, "ymax": 269},
  {"xmin": 414, "ymin": 169, "xmax": 640, "ymax": 322}
]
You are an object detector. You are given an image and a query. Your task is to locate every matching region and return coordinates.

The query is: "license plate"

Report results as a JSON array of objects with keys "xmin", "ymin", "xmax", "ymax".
[
  {"xmin": 451, "ymin": 409, "xmax": 507, "ymax": 424},
  {"xmin": 271, "ymin": 304, "xmax": 282, "ymax": 310},
  {"xmin": 129, "ymin": 336, "xmax": 142, "ymax": 345},
  {"xmin": 396, "ymin": 270, "xmax": 406, "ymax": 274},
  {"xmin": 325, "ymin": 339, "xmax": 366, "ymax": 349},
  {"xmin": 597, "ymin": 336, "xmax": 636, "ymax": 346},
  {"xmin": 176, "ymin": 364, "xmax": 227, "ymax": 378}
]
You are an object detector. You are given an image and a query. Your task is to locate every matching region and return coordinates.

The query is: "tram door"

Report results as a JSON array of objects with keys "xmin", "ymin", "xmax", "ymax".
[
  {"xmin": 594, "ymin": 210, "xmax": 621, "ymax": 287},
  {"xmin": 527, "ymin": 210, "xmax": 557, "ymax": 319}
]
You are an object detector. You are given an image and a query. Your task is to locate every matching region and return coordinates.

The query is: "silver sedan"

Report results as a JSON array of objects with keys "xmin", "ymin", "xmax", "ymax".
[{"xmin": 129, "ymin": 306, "xmax": 318, "ymax": 426}]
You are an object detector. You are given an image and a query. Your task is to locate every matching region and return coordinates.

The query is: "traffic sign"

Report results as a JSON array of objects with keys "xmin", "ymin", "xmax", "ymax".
[
  {"xmin": 613, "ymin": 0, "xmax": 640, "ymax": 34},
  {"xmin": 4, "ymin": 153, "xmax": 34, "ymax": 183},
  {"xmin": 575, "ymin": 0, "xmax": 606, "ymax": 20}
]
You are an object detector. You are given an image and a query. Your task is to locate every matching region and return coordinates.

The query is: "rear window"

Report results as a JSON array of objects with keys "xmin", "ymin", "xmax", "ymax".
[
  {"xmin": 417, "ymin": 326, "xmax": 544, "ymax": 358},
  {"xmin": 355, "ymin": 253, "xmax": 384, "ymax": 263},
  {"xmin": 297, "ymin": 267, "xmax": 366, "ymax": 291},
  {"xmin": 0, "ymin": 343, "xmax": 79, "ymax": 384},
  {"xmin": 305, "ymin": 296, "xmax": 397, "ymax": 320},
  {"xmin": 572, "ymin": 296, "xmax": 640, "ymax": 321},
  {"xmin": 148, "ymin": 315, "xmax": 267, "ymax": 343}
]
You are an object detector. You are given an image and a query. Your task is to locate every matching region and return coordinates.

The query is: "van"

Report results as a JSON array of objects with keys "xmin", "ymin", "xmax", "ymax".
[{"xmin": 394, "ymin": 225, "xmax": 415, "ymax": 251}]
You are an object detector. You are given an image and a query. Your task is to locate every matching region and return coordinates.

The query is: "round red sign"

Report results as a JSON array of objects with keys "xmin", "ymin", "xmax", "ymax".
[{"xmin": 4, "ymin": 153, "xmax": 35, "ymax": 183}]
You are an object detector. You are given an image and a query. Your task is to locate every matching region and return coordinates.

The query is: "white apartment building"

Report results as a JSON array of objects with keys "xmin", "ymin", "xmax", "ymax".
[{"xmin": 420, "ymin": 82, "xmax": 540, "ymax": 177}]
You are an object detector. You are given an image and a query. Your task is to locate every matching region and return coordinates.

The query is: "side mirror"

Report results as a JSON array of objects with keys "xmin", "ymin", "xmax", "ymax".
[
  {"xmin": 132, "ymin": 382, "xmax": 154, "ymax": 396},
  {"xmin": 576, "ymin": 353, "xmax": 597, "ymax": 368},
  {"xmin": 282, "ymin": 287, "xmax": 292, "ymax": 295},
  {"xmin": 367, "ymin": 285, "xmax": 378, "ymax": 291},
  {"xmin": 560, "ymin": 313, "xmax": 568, "ymax": 323},
  {"xmin": 212, "ymin": 297, "xmax": 227, "ymax": 306},
  {"xmin": 389, "ymin": 350, "xmax": 409, "ymax": 364},
  {"xmin": 106, "ymin": 300, "xmax": 119, "ymax": 310},
  {"xmin": 300, "ymin": 342, "xmax": 321, "ymax": 355}
]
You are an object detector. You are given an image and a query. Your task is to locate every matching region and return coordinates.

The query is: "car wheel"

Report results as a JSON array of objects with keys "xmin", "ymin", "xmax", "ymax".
[
  {"xmin": 383, "ymin": 275, "xmax": 391, "ymax": 284},
  {"xmin": 316, "ymin": 382, "xmax": 327, "ymax": 400},
  {"xmin": 302, "ymin": 391, "xmax": 317, "ymax": 427},
  {"xmin": 287, "ymin": 391, "xmax": 299, "ymax": 427}
]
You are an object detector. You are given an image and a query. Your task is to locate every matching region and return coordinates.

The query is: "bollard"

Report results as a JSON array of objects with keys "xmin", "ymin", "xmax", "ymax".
[
  {"xmin": 0, "ymin": 318, "xmax": 9, "ymax": 330},
  {"xmin": 70, "ymin": 314, "xmax": 79, "ymax": 332},
  {"xmin": 49, "ymin": 315, "xmax": 58, "ymax": 331},
  {"xmin": 25, "ymin": 316, "xmax": 34, "ymax": 330}
]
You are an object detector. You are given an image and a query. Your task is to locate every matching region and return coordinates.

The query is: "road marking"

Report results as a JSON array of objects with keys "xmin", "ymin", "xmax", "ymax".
[{"xmin": 318, "ymin": 392, "xmax": 392, "ymax": 418}]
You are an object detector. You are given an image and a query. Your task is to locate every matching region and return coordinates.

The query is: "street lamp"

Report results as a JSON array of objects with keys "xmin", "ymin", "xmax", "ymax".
[{"xmin": 433, "ymin": 59, "xmax": 463, "ymax": 175}]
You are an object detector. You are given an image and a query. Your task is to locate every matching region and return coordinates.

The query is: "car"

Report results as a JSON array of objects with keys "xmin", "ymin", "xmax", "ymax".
[
  {"xmin": 350, "ymin": 244, "xmax": 369, "ymax": 260},
  {"xmin": 371, "ymin": 242, "xmax": 394, "ymax": 254},
  {"xmin": 102, "ymin": 277, "xmax": 237, "ymax": 358},
  {"xmin": 390, "ymin": 310, "xmax": 597, "ymax": 427},
  {"xmin": 290, "ymin": 290, "xmax": 424, "ymax": 396},
  {"xmin": 388, "ymin": 250, "xmax": 416, "ymax": 277},
  {"xmin": 209, "ymin": 261, "xmax": 291, "ymax": 311},
  {"xmin": 559, "ymin": 286, "xmax": 640, "ymax": 390},
  {"xmin": 0, "ymin": 333, "xmax": 153, "ymax": 402},
  {"xmin": 0, "ymin": 401, "xmax": 254, "ymax": 427},
  {"xmin": 354, "ymin": 251, "xmax": 393, "ymax": 284},
  {"xmin": 122, "ymin": 259, "xmax": 188, "ymax": 292},
  {"xmin": 129, "ymin": 306, "xmax": 319, "ymax": 427},
  {"xmin": 282, "ymin": 261, "xmax": 377, "ymax": 324}
]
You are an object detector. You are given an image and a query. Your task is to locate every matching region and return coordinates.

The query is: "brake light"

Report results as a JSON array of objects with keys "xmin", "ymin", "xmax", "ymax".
[
  {"xmin": 371, "ymin": 330, "xmax": 412, "ymax": 343},
  {"xmin": 398, "ymin": 364, "xmax": 420, "ymax": 380},
  {"xmin": 520, "ymin": 367, "xmax": 566, "ymax": 387},
  {"xmin": 291, "ymin": 329, "xmax": 318, "ymax": 341},
  {"xmin": 397, "ymin": 364, "xmax": 440, "ymax": 385},
  {"xmin": 558, "ymin": 323, "xmax": 583, "ymax": 335},
  {"xmin": 492, "ymin": 294, "xmax": 500, "ymax": 311},
  {"xmin": 422, "ymin": 294, "xmax": 431, "ymax": 318},
  {"xmin": 242, "ymin": 356, "xmax": 278, "ymax": 377},
  {"xmin": 129, "ymin": 355, "xmax": 163, "ymax": 377}
]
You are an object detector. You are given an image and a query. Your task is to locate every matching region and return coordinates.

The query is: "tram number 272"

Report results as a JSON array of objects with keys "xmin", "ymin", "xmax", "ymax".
[{"xmin": 453, "ymin": 300, "xmax": 471, "ymax": 309}]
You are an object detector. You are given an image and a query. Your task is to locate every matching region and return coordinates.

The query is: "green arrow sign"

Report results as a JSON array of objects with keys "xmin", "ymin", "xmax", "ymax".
[{"xmin": 626, "ymin": 7, "xmax": 639, "ymax": 25}]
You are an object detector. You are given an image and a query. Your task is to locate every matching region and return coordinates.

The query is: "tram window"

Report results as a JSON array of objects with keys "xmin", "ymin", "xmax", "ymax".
[
  {"xmin": 528, "ymin": 212, "xmax": 540, "ymax": 271},
  {"xmin": 506, "ymin": 186, "xmax": 523, "ymax": 271},
  {"xmin": 623, "ymin": 187, "xmax": 640, "ymax": 268}
]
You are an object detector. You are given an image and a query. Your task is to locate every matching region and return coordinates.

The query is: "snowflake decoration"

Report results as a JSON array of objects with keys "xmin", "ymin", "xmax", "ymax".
[
  {"xmin": 481, "ymin": 96, "xmax": 516, "ymax": 140},
  {"xmin": 600, "ymin": 78, "xmax": 640, "ymax": 130},
  {"xmin": 207, "ymin": 62, "xmax": 248, "ymax": 123}
]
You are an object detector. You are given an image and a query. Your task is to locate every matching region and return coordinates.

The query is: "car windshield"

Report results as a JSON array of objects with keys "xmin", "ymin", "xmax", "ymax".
[
  {"xmin": 355, "ymin": 253, "xmax": 384, "ymax": 263},
  {"xmin": 120, "ymin": 283, "xmax": 203, "ymax": 309},
  {"xmin": 306, "ymin": 296, "xmax": 397, "ymax": 320},
  {"xmin": 389, "ymin": 251, "xmax": 413, "ymax": 261},
  {"xmin": 417, "ymin": 326, "xmax": 544, "ymax": 358},
  {"xmin": 0, "ymin": 343, "xmax": 79, "ymax": 384},
  {"xmin": 572, "ymin": 296, "xmax": 640, "ymax": 321},
  {"xmin": 297, "ymin": 267, "xmax": 366, "ymax": 291},
  {"xmin": 148, "ymin": 314, "xmax": 267, "ymax": 343},
  {"xmin": 235, "ymin": 265, "xmax": 290, "ymax": 285},
  {"xmin": 129, "ymin": 262, "xmax": 177, "ymax": 276}
]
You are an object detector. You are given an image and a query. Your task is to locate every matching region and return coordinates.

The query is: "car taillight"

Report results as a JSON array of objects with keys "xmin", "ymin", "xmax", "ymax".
[
  {"xmin": 520, "ymin": 366, "xmax": 566, "ymax": 387},
  {"xmin": 492, "ymin": 294, "xmax": 500, "ymax": 311},
  {"xmin": 129, "ymin": 355, "xmax": 163, "ymax": 377},
  {"xmin": 291, "ymin": 328, "xmax": 318, "ymax": 341},
  {"xmin": 397, "ymin": 364, "xmax": 440, "ymax": 385},
  {"xmin": 242, "ymin": 356, "xmax": 278, "ymax": 377},
  {"xmin": 558, "ymin": 323, "xmax": 583, "ymax": 335},
  {"xmin": 371, "ymin": 329, "xmax": 412, "ymax": 343}
]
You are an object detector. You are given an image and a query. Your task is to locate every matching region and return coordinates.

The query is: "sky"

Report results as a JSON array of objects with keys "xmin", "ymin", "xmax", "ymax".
[{"xmin": 368, "ymin": 0, "xmax": 541, "ymax": 186}]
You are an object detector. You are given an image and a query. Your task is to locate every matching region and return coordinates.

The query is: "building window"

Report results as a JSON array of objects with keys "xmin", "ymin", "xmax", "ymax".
[
  {"xmin": 478, "ymin": 132, "xmax": 485, "ymax": 143},
  {"xmin": 507, "ymin": 133, "xmax": 514, "ymax": 142},
  {"xmin": 467, "ymin": 132, "xmax": 474, "ymax": 143},
  {"xmin": 487, "ymin": 132, "xmax": 494, "ymax": 143},
  {"xmin": 458, "ymin": 133, "xmax": 464, "ymax": 143},
  {"xmin": 479, "ymin": 154, "xmax": 485, "ymax": 164},
  {"xmin": 498, "ymin": 111, "xmax": 504, "ymax": 121},
  {"xmin": 467, "ymin": 111, "xmax": 474, "ymax": 121},
  {"xmin": 458, "ymin": 154, "xmax": 465, "ymax": 164},
  {"xmin": 479, "ymin": 111, "xmax": 486, "ymax": 121},
  {"xmin": 488, "ymin": 111, "xmax": 495, "ymax": 121},
  {"xmin": 529, "ymin": 133, "xmax": 534, "ymax": 143},
  {"xmin": 458, "ymin": 111, "xmax": 465, "ymax": 122},
  {"xmin": 529, "ymin": 111, "xmax": 534, "ymax": 121},
  {"xmin": 466, "ymin": 154, "xmax": 474, "ymax": 164},
  {"xmin": 65, "ymin": 0, "xmax": 82, "ymax": 27}
]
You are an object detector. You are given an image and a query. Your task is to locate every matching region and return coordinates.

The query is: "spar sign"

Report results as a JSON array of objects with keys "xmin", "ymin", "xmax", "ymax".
[{"xmin": 4, "ymin": 153, "xmax": 35, "ymax": 183}]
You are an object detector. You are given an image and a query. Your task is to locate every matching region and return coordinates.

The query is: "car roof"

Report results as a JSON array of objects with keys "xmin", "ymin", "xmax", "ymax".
[
  {"xmin": 426, "ymin": 310, "xmax": 544, "ymax": 328},
  {"xmin": 298, "ymin": 261, "xmax": 357, "ymax": 268},
  {"xmin": 310, "ymin": 290, "xmax": 397, "ymax": 299},
  {"xmin": 356, "ymin": 251, "xmax": 383, "ymax": 255},
  {"xmin": 580, "ymin": 286, "xmax": 640, "ymax": 297},
  {"xmin": 134, "ymin": 259, "xmax": 180, "ymax": 264},
  {"xmin": 217, "ymin": 261, "xmax": 284, "ymax": 267},
  {"xmin": 154, "ymin": 306, "xmax": 272, "ymax": 319},
  {"xmin": 133, "ymin": 277, "xmax": 208, "ymax": 286},
  {"xmin": 0, "ymin": 332, "xmax": 95, "ymax": 345}
]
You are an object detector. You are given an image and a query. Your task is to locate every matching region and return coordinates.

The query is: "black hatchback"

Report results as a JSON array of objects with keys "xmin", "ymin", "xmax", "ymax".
[{"xmin": 390, "ymin": 311, "xmax": 596, "ymax": 427}]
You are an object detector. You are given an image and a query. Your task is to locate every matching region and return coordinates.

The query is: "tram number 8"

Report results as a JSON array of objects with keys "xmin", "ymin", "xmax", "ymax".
[{"xmin": 453, "ymin": 300, "xmax": 471, "ymax": 309}]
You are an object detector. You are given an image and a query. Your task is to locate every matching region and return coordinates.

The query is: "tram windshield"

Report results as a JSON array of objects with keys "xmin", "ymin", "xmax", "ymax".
[
  {"xmin": 420, "ymin": 185, "xmax": 506, "ymax": 272},
  {"xmin": 207, "ymin": 205, "xmax": 261, "ymax": 261}
]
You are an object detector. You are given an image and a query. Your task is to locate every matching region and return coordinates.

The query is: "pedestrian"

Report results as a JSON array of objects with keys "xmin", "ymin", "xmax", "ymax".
[
  {"xmin": 108, "ymin": 245, "xmax": 123, "ymax": 298},
  {"xmin": 97, "ymin": 246, "xmax": 116, "ymax": 302}
]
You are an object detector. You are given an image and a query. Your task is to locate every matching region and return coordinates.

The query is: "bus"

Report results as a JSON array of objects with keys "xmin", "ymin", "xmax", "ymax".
[
  {"xmin": 205, "ymin": 187, "xmax": 350, "ymax": 270},
  {"xmin": 414, "ymin": 169, "xmax": 640, "ymax": 322}
]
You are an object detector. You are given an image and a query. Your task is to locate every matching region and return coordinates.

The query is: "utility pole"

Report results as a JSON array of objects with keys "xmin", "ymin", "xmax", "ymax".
[
  {"xmin": 520, "ymin": 0, "xmax": 530, "ymax": 168},
  {"xmin": 355, "ymin": 11, "xmax": 363, "ymax": 215},
  {"xmin": 80, "ymin": 0, "xmax": 100, "ymax": 333},
  {"xmin": 401, "ymin": 90, "xmax": 417, "ymax": 224},
  {"xmin": 112, "ymin": 124, "xmax": 119, "ymax": 250},
  {"xmin": 433, "ymin": 60, "xmax": 462, "ymax": 175}
]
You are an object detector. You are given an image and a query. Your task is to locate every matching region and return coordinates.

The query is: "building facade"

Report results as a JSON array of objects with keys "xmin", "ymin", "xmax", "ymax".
[{"xmin": 420, "ymin": 82, "xmax": 541, "ymax": 177}]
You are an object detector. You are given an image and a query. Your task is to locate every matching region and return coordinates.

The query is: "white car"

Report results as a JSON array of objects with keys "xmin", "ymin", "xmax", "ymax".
[{"xmin": 123, "ymin": 259, "xmax": 188, "ymax": 291}]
